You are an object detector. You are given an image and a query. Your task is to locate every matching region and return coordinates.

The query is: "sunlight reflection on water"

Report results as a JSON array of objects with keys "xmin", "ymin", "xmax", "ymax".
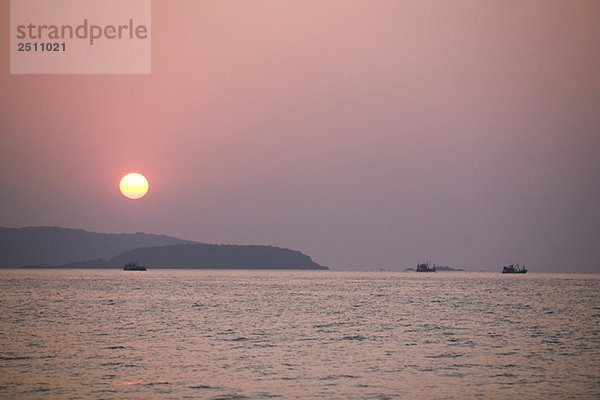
[{"xmin": 1, "ymin": 270, "xmax": 599, "ymax": 399}]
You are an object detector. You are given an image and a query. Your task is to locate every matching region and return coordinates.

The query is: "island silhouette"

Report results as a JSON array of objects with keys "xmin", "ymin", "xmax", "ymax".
[{"xmin": 0, "ymin": 226, "xmax": 327, "ymax": 270}]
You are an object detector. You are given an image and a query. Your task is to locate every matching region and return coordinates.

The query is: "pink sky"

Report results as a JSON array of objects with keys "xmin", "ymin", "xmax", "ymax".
[{"xmin": 1, "ymin": 1, "xmax": 599, "ymax": 271}]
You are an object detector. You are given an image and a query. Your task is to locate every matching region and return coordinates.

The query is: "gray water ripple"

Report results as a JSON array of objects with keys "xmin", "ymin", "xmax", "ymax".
[{"xmin": 0, "ymin": 270, "xmax": 599, "ymax": 399}]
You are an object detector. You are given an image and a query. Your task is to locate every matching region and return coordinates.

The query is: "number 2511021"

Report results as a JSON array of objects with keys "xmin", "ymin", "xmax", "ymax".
[{"xmin": 18, "ymin": 42, "xmax": 66, "ymax": 52}]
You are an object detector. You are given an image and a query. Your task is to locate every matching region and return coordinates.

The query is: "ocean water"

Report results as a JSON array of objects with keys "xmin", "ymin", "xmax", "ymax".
[{"xmin": 0, "ymin": 270, "xmax": 599, "ymax": 399}]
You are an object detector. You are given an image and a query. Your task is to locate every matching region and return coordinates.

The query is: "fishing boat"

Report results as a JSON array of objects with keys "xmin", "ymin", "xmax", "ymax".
[
  {"xmin": 416, "ymin": 261, "xmax": 436, "ymax": 272},
  {"xmin": 122, "ymin": 261, "xmax": 147, "ymax": 271},
  {"xmin": 502, "ymin": 264, "xmax": 527, "ymax": 274}
]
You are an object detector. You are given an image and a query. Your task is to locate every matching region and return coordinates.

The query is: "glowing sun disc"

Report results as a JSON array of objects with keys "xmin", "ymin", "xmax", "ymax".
[{"xmin": 119, "ymin": 172, "xmax": 149, "ymax": 199}]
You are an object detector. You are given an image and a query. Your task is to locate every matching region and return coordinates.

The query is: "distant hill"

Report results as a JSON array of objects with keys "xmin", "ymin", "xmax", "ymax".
[
  {"xmin": 0, "ymin": 226, "xmax": 327, "ymax": 270},
  {"xmin": 0, "ymin": 226, "xmax": 194, "ymax": 268},
  {"xmin": 51, "ymin": 243, "xmax": 328, "ymax": 270}
]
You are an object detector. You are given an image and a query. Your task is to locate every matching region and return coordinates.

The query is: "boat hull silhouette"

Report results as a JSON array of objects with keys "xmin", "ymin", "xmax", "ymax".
[
  {"xmin": 122, "ymin": 262, "xmax": 147, "ymax": 271},
  {"xmin": 502, "ymin": 264, "xmax": 527, "ymax": 274},
  {"xmin": 416, "ymin": 262, "xmax": 436, "ymax": 272}
]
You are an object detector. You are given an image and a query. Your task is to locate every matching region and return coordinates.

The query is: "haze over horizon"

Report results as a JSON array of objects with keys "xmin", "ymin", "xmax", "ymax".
[{"xmin": 1, "ymin": 1, "xmax": 599, "ymax": 272}]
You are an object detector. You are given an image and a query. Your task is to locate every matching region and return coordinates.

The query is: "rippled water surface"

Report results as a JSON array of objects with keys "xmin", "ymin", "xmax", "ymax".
[{"xmin": 1, "ymin": 270, "xmax": 599, "ymax": 399}]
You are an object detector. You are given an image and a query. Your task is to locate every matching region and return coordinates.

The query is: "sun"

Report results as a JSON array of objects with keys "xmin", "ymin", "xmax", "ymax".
[{"xmin": 119, "ymin": 172, "xmax": 149, "ymax": 199}]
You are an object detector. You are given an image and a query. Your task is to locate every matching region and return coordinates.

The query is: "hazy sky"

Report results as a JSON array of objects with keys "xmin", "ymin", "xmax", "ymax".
[{"xmin": 1, "ymin": 1, "xmax": 599, "ymax": 272}]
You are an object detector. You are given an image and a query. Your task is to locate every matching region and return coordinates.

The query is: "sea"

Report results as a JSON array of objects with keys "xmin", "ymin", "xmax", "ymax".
[{"xmin": 0, "ymin": 269, "xmax": 598, "ymax": 399}]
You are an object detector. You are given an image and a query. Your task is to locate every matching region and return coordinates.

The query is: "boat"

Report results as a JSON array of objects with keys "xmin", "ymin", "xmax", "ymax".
[
  {"xmin": 416, "ymin": 261, "xmax": 436, "ymax": 272},
  {"xmin": 502, "ymin": 264, "xmax": 527, "ymax": 274},
  {"xmin": 122, "ymin": 261, "xmax": 147, "ymax": 271}
]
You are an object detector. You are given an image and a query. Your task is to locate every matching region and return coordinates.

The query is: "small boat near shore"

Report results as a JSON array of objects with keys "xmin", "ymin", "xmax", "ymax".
[
  {"xmin": 502, "ymin": 264, "xmax": 527, "ymax": 274},
  {"xmin": 416, "ymin": 261, "xmax": 436, "ymax": 272},
  {"xmin": 122, "ymin": 261, "xmax": 147, "ymax": 271}
]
